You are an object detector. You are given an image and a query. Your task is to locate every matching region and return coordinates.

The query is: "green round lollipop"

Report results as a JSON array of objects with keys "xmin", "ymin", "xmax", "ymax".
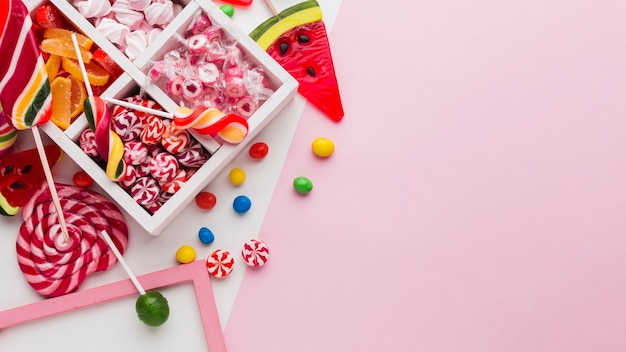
[{"xmin": 136, "ymin": 290, "xmax": 170, "ymax": 327}]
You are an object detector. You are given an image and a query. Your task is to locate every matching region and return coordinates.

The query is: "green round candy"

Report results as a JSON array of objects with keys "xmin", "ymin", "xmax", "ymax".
[
  {"xmin": 136, "ymin": 291, "xmax": 170, "ymax": 327},
  {"xmin": 293, "ymin": 176, "xmax": 313, "ymax": 194},
  {"xmin": 220, "ymin": 4, "xmax": 235, "ymax": 17}
]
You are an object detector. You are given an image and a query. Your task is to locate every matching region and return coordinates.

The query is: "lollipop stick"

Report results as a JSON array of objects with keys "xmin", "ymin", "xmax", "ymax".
[
  {"xmin": 264, "ymin": 0, "xmax": 278, "ymax": 15},
  {"xmin": 70, "ymin": 34, "xmax": 94, "ymax": 98},
  {"xmin": 31, "ymin": 126, "xmax": 71, "ymax": 242},
  {"xmin": 99, "ymin": 230, "xmax": 146, "ymax": 296},
  {"xmin": 102, "ymin": 97, "xmax": 172, "ymax": 119}
]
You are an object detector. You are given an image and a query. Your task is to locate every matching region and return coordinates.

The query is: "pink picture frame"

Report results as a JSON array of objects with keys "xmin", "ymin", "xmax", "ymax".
[{"xmin": 0, "ymin": 260, "xmax": 226, "ymax": 351}]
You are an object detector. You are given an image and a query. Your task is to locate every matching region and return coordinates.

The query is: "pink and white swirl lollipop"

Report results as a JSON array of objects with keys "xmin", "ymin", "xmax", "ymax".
[{"xmin": 16, "ymin": 183, "xmax": 129, "ymax": 297}]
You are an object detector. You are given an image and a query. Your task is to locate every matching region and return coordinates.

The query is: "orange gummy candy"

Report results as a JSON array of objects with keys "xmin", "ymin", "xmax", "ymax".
[
  {"xmin": 40, "ymin": 38, "xmax": 92, "ymax": 63},
  {"xmin": 45, "ymin": 54, "xmax": 62, "ymax": 79},
  {"xmin": 61, "ymin": 57, "xmax": 110, "ymax": 86},
  {"xmin": 50, "ymin": 75, "xmax": 86, "ymax": 129},
  {"xmin": 43, "ymin": 28, "xmax": 93, "ymax": 50}
]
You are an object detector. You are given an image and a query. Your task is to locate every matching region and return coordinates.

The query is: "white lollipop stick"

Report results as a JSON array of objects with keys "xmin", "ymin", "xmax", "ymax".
[
  {"xmin": 99, "ymin": 230, "xmax": 146, "ymax": 295},
  {"xmin": 102, "ymin": 97, "xmax": 173, "ymax": 119},
  {"xmin": 31, "ymin": 127, "xmax": 71, "ymax": 242},
  {"xmin": 71, "ymin": 34, "xmax": 94, "ymax": 98}
]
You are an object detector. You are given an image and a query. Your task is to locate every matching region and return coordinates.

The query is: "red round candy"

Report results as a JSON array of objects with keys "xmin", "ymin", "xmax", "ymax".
[
  {"xmin": 195, "ymin": 192, "xmax": 216, "ymax": 210},
  {"xmin": 249, "ymin": 142, "xmax": 268, "ymax": 160},
  {"xmin": 72, "ymin": 171, "xmax": 93, "ymax": 188}
]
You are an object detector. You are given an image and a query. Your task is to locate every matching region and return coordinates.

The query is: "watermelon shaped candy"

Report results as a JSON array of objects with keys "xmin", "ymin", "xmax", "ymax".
[
  {"xmin": 0, "ymin": 145, "xmax": 62, "ymax": 216},
  {"xmin": 250, "ymin": 0, "xmax": 344, "ymax": 122}
]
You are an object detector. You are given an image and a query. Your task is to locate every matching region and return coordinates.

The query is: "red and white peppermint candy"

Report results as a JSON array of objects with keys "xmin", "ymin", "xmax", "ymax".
[
  {"xmin": 160, "ymin": 169, "xmax": 188, "ymax": 194},
  {"xmin": 130, "ymin": 176, "xmax": 160, "ymax": 205},
  {"xmin": 113, "ymin": 110, "xmax": 143, "ymax": 142},
  {"xmin": 140, "ymin": 114, "xmax": 165, "ymax": 145},
  {"xmin": 175, "ymin": 140, "xmax": 210, "ymax": 168},
  {"xmin": 241, "ymin": 239, "xmax": 270, "ymax": 267},
  {"xmin": 206, "ymin": 249, "xmax": 234, "ymax": 278},
  {"xmin": 149, "ymin": 152, "xmax": 179, "ymax": 183},
  {"xmin": 123, "ymin": 140, "xmax": 149, "ymax": 165},
  {"xmin": 161, "ymin": 124, "xmax": 191, "ymax": 154},
  {"xmin": 79, "ymin": 129, "xmax": 99, "ymax": 157},
  {"xmin": 16, "ymin": 183, "xmax": 129, "ymax": 297}
]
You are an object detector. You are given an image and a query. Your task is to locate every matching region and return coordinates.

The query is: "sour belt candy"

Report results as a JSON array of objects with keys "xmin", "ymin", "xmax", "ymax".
[
  {"xmin": 16, "ymin": 183, "xmax": 129, "ymax": 297},
  {"xmin": 173, "ymin": 106, "xmax": 248, "ymax": 144}
]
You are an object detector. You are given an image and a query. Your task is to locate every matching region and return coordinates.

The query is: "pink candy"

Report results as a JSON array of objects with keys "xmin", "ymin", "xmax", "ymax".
[
  {"xmin": 175, "ymin": 141, "xmax": 209, "ymax": 168},
  {"xmin": 80, "ymin": 129, "xmax": 99, "ymax": 157}
]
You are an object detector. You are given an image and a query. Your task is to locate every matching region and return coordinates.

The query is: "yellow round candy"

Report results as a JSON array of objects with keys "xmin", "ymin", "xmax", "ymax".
[
  {"xmin": 312, "ymin": 137, "xmax": 334, "ymax": 157},
  {"xmin": 229, "ymin": 167, "xmax": 246, "ymax": 186},
  {"xmin": 176, "ymin": 245, "xmax": 196, "ymax": 264}
]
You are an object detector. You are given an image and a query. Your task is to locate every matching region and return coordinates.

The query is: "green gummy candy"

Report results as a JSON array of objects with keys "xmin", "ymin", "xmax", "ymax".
[{"xmin": 220, "ymin": 4, "xmax": 235, "ymax": 17}]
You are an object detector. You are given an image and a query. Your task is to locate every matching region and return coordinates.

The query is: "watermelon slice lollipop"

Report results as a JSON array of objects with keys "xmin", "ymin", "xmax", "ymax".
[
  {"xmin": 0, "ymin": 145, "xmax": 62, "ymax": 216},
  {"xmin": 250, "ymin": 0, "xmax": 344, "ymax": 122}
]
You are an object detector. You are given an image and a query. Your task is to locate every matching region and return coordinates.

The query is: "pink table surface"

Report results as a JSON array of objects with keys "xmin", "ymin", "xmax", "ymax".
[{"xmin": 225, "ymin": 0, "xmax": 626, "ymax": 351}]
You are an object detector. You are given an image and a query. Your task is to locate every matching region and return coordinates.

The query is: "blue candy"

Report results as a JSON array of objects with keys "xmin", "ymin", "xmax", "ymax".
[
  {"xmin": 233, "ymin": 195, "xmax": 252, "ymax": 214},
  {"xmin": 198, "ymin": 227, "xmax": 215, "ymax": 244}
]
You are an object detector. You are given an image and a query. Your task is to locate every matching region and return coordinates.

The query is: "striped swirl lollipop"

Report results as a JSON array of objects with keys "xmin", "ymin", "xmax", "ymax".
[{"xmin": 17, "ymin": 183, "xmax": 129, "ymax": 297}]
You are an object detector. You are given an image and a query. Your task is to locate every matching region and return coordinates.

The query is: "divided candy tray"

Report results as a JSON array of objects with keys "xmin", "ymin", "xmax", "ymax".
[{"xmin": 28, "ymin": 0, "xmax": 298, "ymax": 235}]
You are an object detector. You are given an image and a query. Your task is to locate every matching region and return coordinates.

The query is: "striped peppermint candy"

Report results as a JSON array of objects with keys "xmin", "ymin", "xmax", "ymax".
[
  {"xmin": 130, "ymin": 176, "xmax": 160, "ymax": 205},
  {"xmin": 175, "ymin": 141, "xmax": 209, "ymax": 168},
  {"xmin": 160, "ymin": 169, "xmax": 188, "ymax": 194},
  {"xmin": 16, "ymin": 183, "xmax": 128, "ymax": 297},
  {"xmin": 113, "ymin": 110, "xmax": 143, "ymax": 142},
  {"xmin": 140, "ymin": 114, "xmax": 165, "ymax": 145},
  {"xmin": 149, "ymin": 152, "xmax": 179, "ymax": 183},
  {"xmin": 111, "ymin": 95, "xmax": 162, "ymax": 121},
  {"xmin": 241, "ymin": 239, "xmax": 269, "ymax": 267},
  {"xmin": 206, "ymin": 249, "xmax": 234, "ymax": 278},
  {"xmin": 79, "ymin": 129, "xmax": 99, "ymax": 157},
  {"xmin": 161, "ymin": 124, "xmax": 191, "ymax": 154},
  {"xmin": 123, "ymin": 140, "xmax": 149, "ymax": 165}
]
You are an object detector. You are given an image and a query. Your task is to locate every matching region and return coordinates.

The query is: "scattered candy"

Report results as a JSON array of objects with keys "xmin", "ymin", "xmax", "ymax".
[
  {"xmin": 249, "ymin": 142, "xmax": 269, "ymax": 160},
  {"xmin": 176, "ymin": 245, "xmax": 196, "ymax": 264},
  {"xmin": 195, "ymin": 191, "xmax": 217, "ymax": 210},
  {"xmin": 293, "ymin": 176, "xmax": 313, "ymax": 194},
  {"xmin": 220, "ymin": 4, "xmax": 235, "ymax": 17},
  {"xmin": 206, "ymin": 249, "xmax": 234, "ymax": 278},
  {"xmin": 198, "ymin": 227, "xmax": 215, "ymax": 244},
  {"xmin": 241, "ymin": 239, "xmax": 269, "ymax": 267},
  {"xmin": 72, "ymin": 171, "xmax": 93, "ymax": 188},
  {"xmin": 233, "ymin": 195, "xmax": 251, "ymax": 214},
  {"xmin": 228, "ymin": 167, "xmax": 246, "ymax": 186},
  {"xmin": 312, "ymin": 137, "xmax": 334, "ymax": 157}
]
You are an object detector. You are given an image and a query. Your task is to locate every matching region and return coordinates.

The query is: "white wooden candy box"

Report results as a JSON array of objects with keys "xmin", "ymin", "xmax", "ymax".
[{"xmin": 27, "ymin": 0, "xmax": 298, "ymax": 235}]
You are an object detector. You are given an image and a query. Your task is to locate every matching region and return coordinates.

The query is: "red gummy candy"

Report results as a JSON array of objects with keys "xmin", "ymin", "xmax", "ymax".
[
  {"xmin": 92, "ymin": 49, "xmax": 124, "ymax": 79},
  {"xmin": 35, "ymin": 5, "xmax": 68, "ymax": 29}
]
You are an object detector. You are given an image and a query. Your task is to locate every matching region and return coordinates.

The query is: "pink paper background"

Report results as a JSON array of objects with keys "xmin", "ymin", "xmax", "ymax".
[{"xmin": 225, "ymin": 0, "xmax": 626, "ymax": 350}]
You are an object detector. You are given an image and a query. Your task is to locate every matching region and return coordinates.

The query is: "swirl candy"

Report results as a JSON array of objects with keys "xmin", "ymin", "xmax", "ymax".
[
  {"xmin": 75, "ymin": 0, "xmax": 112, "ymax": 18},
  {"xmin": 79, "ymin": 128, "xmax": 99, "ymax": 157},
  {"xmin": 0, "ymin": 0, "xmax": 52, "ymax": 131},
  {"xmin": 175, "ymin": 140, "xmax": 209, "ymax": 168},
  {"xmin": 84, "ymin": 96, "xmax": 127, "ymax": 181},
  {"xmin": 123, "ymin": 140, "xmax": 148, "ymax": 165},
  {"xmin": 173, "ymin": 106, "xmax": 249, "ymax": 144},
  {"xmin": 161, "ymin": 124, "xmax": 191, "ymax": 154},
  {"xmin": 130, "ymin": 176, "xmax": 159, "ymax": 205},
  {"xmin": 144, "ymin": 1, "xmax": 174, "ymax": 27},
  {"xmin": 149, "ymin": 152, "xmax": 179, "ymax": 183},
  {"xmin": 113, "ymin": 110, "xmax": 143, "ymax": 142},
  {"xmin": 206, "ymin": 249, "xmax": 234, "ymax": 278},
  {"xmin": 16, "ymin": 183, "xmax": 129, "ymax": 297},
  {"xmin": 140, "ymin": 114, "xmax": 165, "ymax": 145},
  {"xmin": 241, "ymin": 239, "xmax": 270, "ymax": 267}
]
